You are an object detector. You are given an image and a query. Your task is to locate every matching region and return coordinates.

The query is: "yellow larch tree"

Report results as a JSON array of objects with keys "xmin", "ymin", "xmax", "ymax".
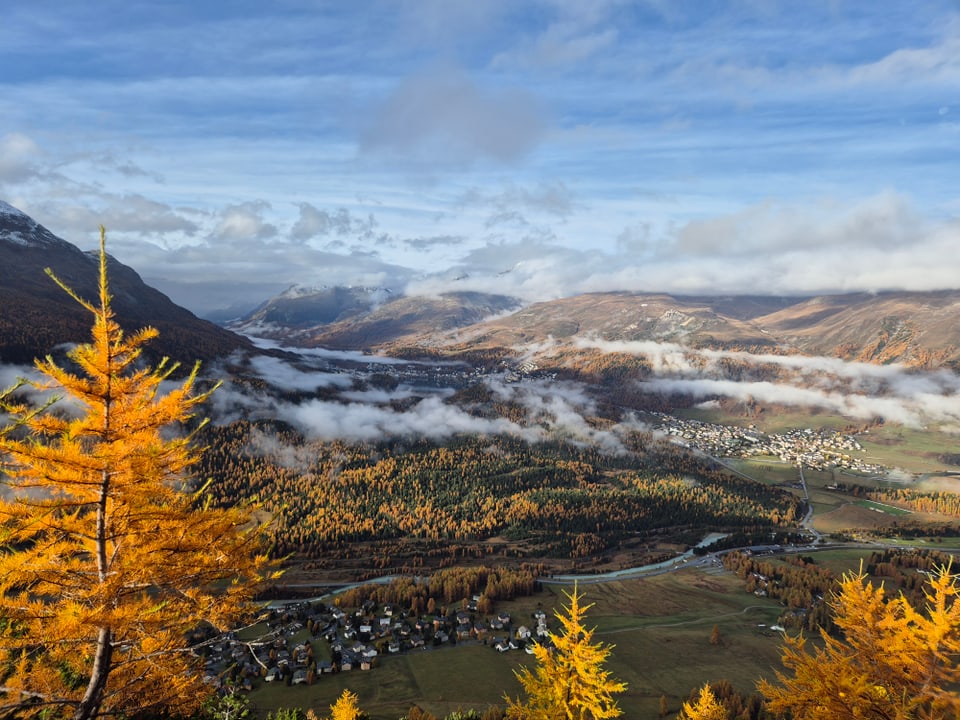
[
  {"xmin": 760, "ymin": 563, "xmax": 960, "ymax": 719},
  {"xmin": 505, "ymin": 585, "xmax": 626, "ymax": 720},
  {"xmin": 678, "ymin": 684, "xmax": 726, "ymax": 720},
  {"xmin": 0, "ymin": 229, "xmax": 274, "ymax": 720},
  {"xmin": 328, "ymin": 688, "xmax": 364, "ymax": 720}
]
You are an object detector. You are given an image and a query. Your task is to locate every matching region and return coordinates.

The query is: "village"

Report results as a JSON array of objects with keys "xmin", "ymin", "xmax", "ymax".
[
  {"xmin": 649, "ymin": 413, "xmax": 888, "ymax": 475},
  {"xmin": 198, "ymin": 594, "xmax": 552, "ymax": 693}
]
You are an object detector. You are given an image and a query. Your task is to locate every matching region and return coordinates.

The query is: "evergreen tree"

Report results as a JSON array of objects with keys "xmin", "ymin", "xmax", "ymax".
[
  {"xmin": 505, "ymin": 585, "xmax": 626, "ymax": 719},
  {"xmin": 0, "ymin": 229, "xmax": 274, "ymax": 720},
  {"xmin": 709, "ymin": 625, "xmax": 721, "ymax": 646}
]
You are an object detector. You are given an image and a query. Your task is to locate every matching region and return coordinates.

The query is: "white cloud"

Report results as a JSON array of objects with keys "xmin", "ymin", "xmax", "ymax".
[
  {"xmin": 847, "ymin": 30, "xmax": 960, "ymax": 86},
  {"xmin": 0, "ymin": 133, "xmax": 44, "ymax": 185},
  {"xmin": 2, "ymin": 4, "xmax": 959, "ymax": 318},
  {"xmin": 457, "ymin": 181, "xmax": 576, "ymax": 222},
  {"xmin": 291, "ymin": 203, "xmax": 376, "ymax": 241},
  {"xmin": 572, "ymin": 337, "xmax": 960, "ymax": 429},
  {"xmin": 202, "ymin": 346, "xmax": 634, "ymax": 449},
  {"xmin": 643, "ymin": 376, "xmax": 960, "ymax": 428},
  {"xmin": 490, "ymin": 0, "xmax": 620, "ymax": 69},
  {"xmin": 278, "ymin": 395, "xmax": 526, "ymax": 443},
  {"xmin": 214, "ymin": 201, "xmax": 277, "ymax": 243},
  {"xmin": 671, "ymin": 191, "xmax": 922, "ymax": 257},
  {"xmin": 244, "ymin": 355, "xmax": 354, "ymax": 392},
  {"xmin": 406, "ymin": 191, "xmax": 960, "ymax": 302}
]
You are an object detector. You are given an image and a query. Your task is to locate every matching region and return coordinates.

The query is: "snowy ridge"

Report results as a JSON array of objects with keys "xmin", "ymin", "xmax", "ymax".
[
  {"xmin": 279, "ymin": 283, "xmax": 394, "ymax": 302},
  {"xmin": 0, "ymin": 199, "xmax": 65, "ymax": 249},
  {"xmin": 0, "ymin": 200, "xmax": 30, "ymax": 219},
  {"xmin": 279, "ymin": 283, "xmax": 328, "ymax": 299}
]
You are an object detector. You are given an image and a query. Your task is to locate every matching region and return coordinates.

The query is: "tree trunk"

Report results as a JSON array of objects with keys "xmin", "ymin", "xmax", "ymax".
[
  {"xmin": 73, "ymin": 626, "xmax": 112, "ymax": 720},
  {"xmin": 75, "ymin": 459, "xmax": 114, "ymax": 720}
]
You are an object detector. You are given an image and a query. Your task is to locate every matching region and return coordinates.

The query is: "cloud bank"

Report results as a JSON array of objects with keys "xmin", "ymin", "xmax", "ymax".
[
  {"xmin": 575, "ymin": 338, "xmax": 960, "ymax": 430},
  {"xmin": 206, "ymin": 345, "xmax": 635, "ymax": 451}
]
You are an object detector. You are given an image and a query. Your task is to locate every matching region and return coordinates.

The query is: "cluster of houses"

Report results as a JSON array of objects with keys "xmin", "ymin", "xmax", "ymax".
[
  {"xmin": 198, "ymin": 595, "xmax": 553, "ymax": 691},
  {"xmin": 652, "ymin": 413, "xmax": 887, "ymax": 474}
]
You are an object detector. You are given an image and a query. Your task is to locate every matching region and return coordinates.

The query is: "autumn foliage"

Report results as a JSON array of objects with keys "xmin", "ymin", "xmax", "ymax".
[
  {"xmin": 505, "ymin": 586, "xmax": 625, "ymax": 720},
  {"xmin": 760, "ymin": 563, "xmax": 960, "ymax": 720},
  {"xmin": 679, "ymin": 684, "xmax": 726, "ymax": 720},
  {"xmin": 197, "ymin": 420, "xmax": 799, "ymax": 567},
  {"xmin": 0, "ymin": 230, "xmax": 273, "ymax": 719},
  {"xmin": 328, "ymin": 689, "xmax": 365, "ymax": 720}
]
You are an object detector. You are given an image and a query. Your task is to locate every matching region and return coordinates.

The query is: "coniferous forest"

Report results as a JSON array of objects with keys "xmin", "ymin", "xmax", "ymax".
[{"xmin": 197, "ymin": 419, "xmax": 801, "ymax": 575}]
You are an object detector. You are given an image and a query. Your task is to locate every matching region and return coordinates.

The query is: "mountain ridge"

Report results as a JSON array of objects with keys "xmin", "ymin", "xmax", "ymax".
[
  {"xmin": 235, "ymin": 285, "xmax": 960, "ymax": 371},
  {"xmin": 0, "ymin": 202, "xmax": 254, "ymax": 367}
]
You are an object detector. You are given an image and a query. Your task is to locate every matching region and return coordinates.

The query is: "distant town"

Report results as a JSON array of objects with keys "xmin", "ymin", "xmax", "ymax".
[{"xmin": 649, "ymin": 412, "xmax": 888, "ymax": 475}]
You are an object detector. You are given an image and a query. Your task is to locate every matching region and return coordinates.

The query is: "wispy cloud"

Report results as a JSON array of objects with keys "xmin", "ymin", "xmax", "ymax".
[
  {"xmin": 291, "ymin": 204, "xmax": 377, "ymax": 241},
  {"xmin": 205, "ymin": 345, "xmax": 633, "ymax": 449},
  {"xmin": 0, "ymin": 133, "xmax": 46, "ymax": 186},
  {"xmin": 212, "ymin": 202, "xmax": 277, "ymax": 243},
  {"xmin": 277, "ymin": 395, "xmax": 525, "ymax": 443}
]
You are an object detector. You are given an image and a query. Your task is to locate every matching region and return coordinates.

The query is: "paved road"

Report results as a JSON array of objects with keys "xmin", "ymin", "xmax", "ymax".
[{"xmin": 797, "ymin": 465, "xmax": 824, "ymax": 543}]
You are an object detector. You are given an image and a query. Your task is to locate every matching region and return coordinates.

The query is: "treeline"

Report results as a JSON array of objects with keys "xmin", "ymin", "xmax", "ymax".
[
  {"xmin": 870, "ymin": 487, "xmax": 960, "ymax": 517},
  {"xmin": 680, "ymin": 679, "xmax": 769, "ymax": 720},
  {"xmin": 197, "ymin": 422, "xmax": 800, "ymax": 562},
  {"xmin": 724, "ymin": 547, "xmax": 959, "ymax": 633},
  {"xmin": 334, "ymin": 565, "xmax": 543, "ymax": 614},
  {"xmin": 833, "ymin": 481, "xmax": 960, "ymax": 518},
  {"xmin": 722, "ymin": 552, "xmax": 836, "ymax": 631},
  {"xmin": 864, "ymin": 547, "xmax": 957, "ymax": 608}
]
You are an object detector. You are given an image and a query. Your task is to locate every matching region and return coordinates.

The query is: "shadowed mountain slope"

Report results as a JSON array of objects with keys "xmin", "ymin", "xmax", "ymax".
[{"xmin": 0, "ymin": 201, "xmax": 253, "ymax": 366}]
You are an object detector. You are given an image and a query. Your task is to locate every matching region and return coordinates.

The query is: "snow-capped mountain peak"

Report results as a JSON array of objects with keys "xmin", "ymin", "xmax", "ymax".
[
  {"xmin": 0, "ymin": 199, "xmax": 66, "ymax": 249},
  {"xmin": 279, "ymin": 283, "xmax": 330, "ymax": 299},
  {"xmin": 0, "ymin": 200, "xmax": 30, "ymax": 220}
]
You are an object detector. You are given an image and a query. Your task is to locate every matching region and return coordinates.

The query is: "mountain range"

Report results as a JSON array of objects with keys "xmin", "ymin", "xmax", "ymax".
[
  {"xmin": 231, "ymin": 285, "xmax": 960, "ymax": 372},
  {"xmin": 3, "ymin": 200, "xmax": 959, "ymax": 373}
]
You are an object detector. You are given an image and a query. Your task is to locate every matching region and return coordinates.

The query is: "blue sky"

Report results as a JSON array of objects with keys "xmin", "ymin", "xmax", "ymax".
[{"xmin": 2, "ymin": 1, "xmax": 959, "ymax": 316}]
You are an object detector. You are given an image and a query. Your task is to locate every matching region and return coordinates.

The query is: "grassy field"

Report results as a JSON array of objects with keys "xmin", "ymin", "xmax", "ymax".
[
  {"xmin": 676, "ymin": 407, "xmax": 850, "ymax": 435},
  {"xmin": 721, "ymin": 439, "xmax": 959, "ymax": 539},
  {"xmin": 856, "ymin": 425, "xmax": 957, "ymax": 475},
  {"xmin": 722, "ymin": 458, "xmax": 800, "ymax": 486},
  {"xmin": 853, "ymin": 499, "xmax": 912, "ymax": 516},
  {"xmin": 775, "ymin": 547, "xmax": 874, "ymax": 576},
  {"xmin": 246, "ymin": 569, "xmax": 790, "ymax": 720}
]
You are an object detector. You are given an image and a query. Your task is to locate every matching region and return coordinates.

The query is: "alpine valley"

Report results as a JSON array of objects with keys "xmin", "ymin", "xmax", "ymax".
[
  {"xmin": 4, "ymin": 199, "xmax": 960, "ymax": 583},
  {"xmin": 6, "ymin": 199, "xmax": 960, "ymax": 718}
]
